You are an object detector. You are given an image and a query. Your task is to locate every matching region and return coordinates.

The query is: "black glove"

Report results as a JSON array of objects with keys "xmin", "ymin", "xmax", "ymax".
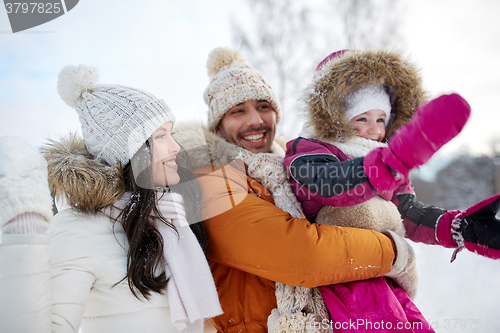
[{"xmin": 435, "ymin": 193, "xmax": 500, "ymax": 261}]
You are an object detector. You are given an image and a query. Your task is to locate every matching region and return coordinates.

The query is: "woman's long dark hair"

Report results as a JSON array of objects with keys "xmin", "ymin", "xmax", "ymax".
[{"xmin": 119, "ymin": 141, "xmax": 208, "ymax": 300}]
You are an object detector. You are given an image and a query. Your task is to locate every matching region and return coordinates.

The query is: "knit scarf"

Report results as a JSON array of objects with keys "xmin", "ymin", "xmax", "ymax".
[
  {"xmin": 105, "ymin": 192, "xmax": 222, "ymax": 333},
  {"xmin": 236, "ymin": 142, "xmax": 331, "ymax": 333}
]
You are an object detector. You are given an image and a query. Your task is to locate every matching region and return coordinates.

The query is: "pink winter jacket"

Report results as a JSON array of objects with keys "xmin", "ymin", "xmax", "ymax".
[
  {"xmin": 318, "ymin": 277, "xmax": 433, "ymax": 332},
  {"xmin": 284, "ymin": 137, "xmax": 443, "ymax": 246},
  {"xmin": 284, "ymin": 137, "xmax": 434, "ymax": 332}
]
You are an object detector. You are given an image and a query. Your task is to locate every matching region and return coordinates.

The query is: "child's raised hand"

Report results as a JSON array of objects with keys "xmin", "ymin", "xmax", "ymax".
[{"xmin": 363, "ymin": 93, "xmax": 470, "ymax": 191}]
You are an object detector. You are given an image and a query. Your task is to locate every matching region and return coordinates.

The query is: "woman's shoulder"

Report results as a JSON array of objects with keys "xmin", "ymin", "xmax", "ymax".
[
  {"xmin": 48, "ymin": 207, "xmax": 127, "ymax": 267},
  {"xmin": 50, "ymin": 207, "xmax": 122, "ymax": 236}
]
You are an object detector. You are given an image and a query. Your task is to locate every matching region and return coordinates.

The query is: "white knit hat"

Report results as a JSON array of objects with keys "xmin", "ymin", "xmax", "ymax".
[
  {"xmin": 203, "ymin": 47, "xmax": 281, "ymax": 132},
  {"xmin": 344, "ymin": 85, "xmax": 391, "ymax": 125},
  {"xmin": 57, "ymin": 65, "xmax": 175, "ymax": 166}
]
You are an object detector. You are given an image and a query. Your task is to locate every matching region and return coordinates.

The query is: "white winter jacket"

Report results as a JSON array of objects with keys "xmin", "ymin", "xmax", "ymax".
[
  {"xmin": 1, "ymin": 207, "xmax": 176, "ymax": 333},
  {"xmin": 0, "ymin": 134, "xmax": 221, "ymax": 333}
]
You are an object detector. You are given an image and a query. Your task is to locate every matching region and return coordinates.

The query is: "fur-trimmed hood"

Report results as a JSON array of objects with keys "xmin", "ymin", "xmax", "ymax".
[
  {"xmin": 305, "ymin": 49, "xmax": 426, "ymax": 142},
  {"xmin": 41, "ymin": 133, "xmax": 126, "ymax": 213}
]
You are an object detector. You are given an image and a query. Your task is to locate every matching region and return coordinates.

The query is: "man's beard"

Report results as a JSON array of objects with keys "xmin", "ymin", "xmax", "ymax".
[{"xmin": 218, "ymin": 125, "xmax": 274, "ymax": 153}]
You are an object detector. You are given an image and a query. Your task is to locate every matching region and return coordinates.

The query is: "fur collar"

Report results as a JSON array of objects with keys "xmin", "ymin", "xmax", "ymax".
[
  {"xmin": 173, "ymin": 121, "xmax": 284, "ymax": 170},
  {"xmin": 41, "ymin": 133, "xmax": 126, "ymax": 213},
  {"xmin": 305, "ymin": 49, "xmax": 426, "ymax": 142},
  {"xmin": 172, "ymin": 121, "xmax": 240, "ymax": 171}
]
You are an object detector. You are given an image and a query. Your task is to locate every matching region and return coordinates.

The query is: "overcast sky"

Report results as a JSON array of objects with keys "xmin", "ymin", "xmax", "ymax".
[
  {"xmin": 401, "ymin": 0, "xmax": 500, "ymax": 156},
  {"xmin": 1, "ymin": 0, "xmax": 500, "ymax": 157},
  {"xmin": 2, "ymin": 1, "xmax": 500, "ymax": 329}
]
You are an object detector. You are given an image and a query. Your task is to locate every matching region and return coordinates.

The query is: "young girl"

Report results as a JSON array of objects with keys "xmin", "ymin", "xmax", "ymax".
[
  {"xmin": 284, "ymin": 49, "xmax": 470, "ymax": 332},
  {"xmin": 0, "ymin": 65, "xmax": 222, "ymax": 332}
]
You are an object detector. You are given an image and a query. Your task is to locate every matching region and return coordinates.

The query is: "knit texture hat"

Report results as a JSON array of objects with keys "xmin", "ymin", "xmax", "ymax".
[
  {"xmin": 57, "ymin": 64, "xmax": 175, "ymax": 166},
  {"xmin": 344, "ymin": 85, "xmax": 391, "ymax": 125},
  {"xmin": 203, "ymin": 47, "xmax": 281, "ymax": 132}
]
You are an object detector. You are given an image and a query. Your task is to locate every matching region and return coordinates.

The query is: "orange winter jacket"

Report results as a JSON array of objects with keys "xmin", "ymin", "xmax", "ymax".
[{"xmin": 194, "ymin": 160, "xmax": 396, "ymax": 333}]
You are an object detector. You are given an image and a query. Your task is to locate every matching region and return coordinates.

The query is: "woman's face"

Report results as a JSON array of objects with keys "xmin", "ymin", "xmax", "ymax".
[{"xmin": 151, "ymin": 122, "xmax": 181, "ymax": 186}]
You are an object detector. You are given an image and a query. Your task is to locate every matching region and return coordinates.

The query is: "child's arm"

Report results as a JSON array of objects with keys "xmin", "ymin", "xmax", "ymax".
[
  {"xmin": 364, "ymin": 94, "xmax": 469, "ymax": 191},
  {"xmin": 397, "ymin": 192, "xmax": 500, "ymax": 260},
  {"xmin": 284, "ymin": 138, "xmax": 390, "ymax": 217},
  {"xmin": 396, "ymin": 192, "xmax": 445, "ymax": 245},
  {"xmin": 286, "ymin": 93, "xmax": 470, "ymax": 218}
]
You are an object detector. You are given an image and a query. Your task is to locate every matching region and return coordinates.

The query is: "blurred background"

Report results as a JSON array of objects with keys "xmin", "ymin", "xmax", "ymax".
[{"xmin": 1, "ymin": 0, "xmax": 499, "ymax": 331}]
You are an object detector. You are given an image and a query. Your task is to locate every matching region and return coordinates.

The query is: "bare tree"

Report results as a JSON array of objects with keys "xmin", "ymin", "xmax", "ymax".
[
  {"xmin": 412, "ymin": 153, "xmax": 497, "ymax": 210},
  {"xmin": 489, "ymin": 135, "xmax": 500, "ymax": 157},
  {"xmin": 231, "ymin": 0, "xmax": 321, "ymax": 138},
  {"xmin": 334, "ymin": 0, "xmax": 406, "ymax": 48},
  {"xmin": 489, "ymin": 135, "xmax": 500, "ymax": 193},
  {"xmin": 231, "ymin": 0, "xmax": 406, "ymax": 139}
]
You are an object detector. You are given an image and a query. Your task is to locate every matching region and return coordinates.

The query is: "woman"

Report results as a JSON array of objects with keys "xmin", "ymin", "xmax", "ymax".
[{"xmin": 0, "ymin": 65, "xmax": 222, "ymax": 332}]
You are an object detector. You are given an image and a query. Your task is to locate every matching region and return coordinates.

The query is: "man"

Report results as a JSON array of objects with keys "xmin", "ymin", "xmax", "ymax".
[{"xmin": 170, "ymin": 47, "xmax": 394, "ymax": 332}]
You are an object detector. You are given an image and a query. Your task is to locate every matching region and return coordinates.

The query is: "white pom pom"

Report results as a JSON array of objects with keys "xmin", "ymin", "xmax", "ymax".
[
  {"xmin": 206, "ymin": 47, "xmax": 246, "ymax": 77},
  {"xmin": 57, "ymin": 64, "xmax": 99, "ymax": 107}
]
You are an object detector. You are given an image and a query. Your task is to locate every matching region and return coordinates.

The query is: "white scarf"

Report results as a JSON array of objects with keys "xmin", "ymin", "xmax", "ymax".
[
  {"xmin": 105, "ymin": 192, "xmax": 222, "ymax": 333},
  {"xmin": 322, "ymin": 136, "xmax": 387, "ymax": 158}
]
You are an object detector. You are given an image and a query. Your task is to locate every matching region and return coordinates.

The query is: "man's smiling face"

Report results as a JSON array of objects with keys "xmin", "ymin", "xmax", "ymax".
[{"xmin": 216, "ymin": 100, "xmax": 277, "ymax": 154}]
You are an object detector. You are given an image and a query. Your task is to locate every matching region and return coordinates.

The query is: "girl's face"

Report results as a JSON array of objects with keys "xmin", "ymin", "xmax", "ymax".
[
  {"xmin": 151, "ymin": 122, "xmax": 181, "ymax": 186},
  {"xmin": 349, "ymin": 109, "xmax": 386, "ymax": 142}
]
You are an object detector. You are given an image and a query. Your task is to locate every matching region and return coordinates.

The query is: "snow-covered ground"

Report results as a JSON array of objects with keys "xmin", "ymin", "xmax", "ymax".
[{"xmin": 412, "ymin": 242, "xmax": 500, "ymax": 333}]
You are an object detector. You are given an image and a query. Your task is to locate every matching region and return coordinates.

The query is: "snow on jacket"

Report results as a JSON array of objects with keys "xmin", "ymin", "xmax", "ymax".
[
  {"xmin": 0, "ymin": 135, "xmax": 184, "ymax": 333},
  {"xmin": 173, "ymin": 122, "xmax": 397, "ymax": 333}
]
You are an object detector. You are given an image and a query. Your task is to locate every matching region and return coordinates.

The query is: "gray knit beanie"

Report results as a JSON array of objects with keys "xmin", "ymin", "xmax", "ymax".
[{"xmin": 57, "ymin": 64, "xmax": 175, "ymax": 166}]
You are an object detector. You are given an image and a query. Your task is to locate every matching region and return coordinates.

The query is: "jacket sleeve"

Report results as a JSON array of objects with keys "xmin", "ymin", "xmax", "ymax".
[
  {"xmin": 397, "ymin": 192, "xmax": 446, "ymax": 245},
  {"xmin": 195, "ymin": 162, "xmax": 396, "ymax": 288},
  {"xmin": 284, "ymin": 138, "xmax": 389, "ymax": 210},
  {"xmin": 48, "ymin": 212, "xmax": 101, "ymax": 332},
  {"xmin": 0, "ymin": 234, "xmax": 52, "ymax": 332},
  {"xmin": 0, "ymin": 212, "xmax": 101, "ymax": 333}
]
